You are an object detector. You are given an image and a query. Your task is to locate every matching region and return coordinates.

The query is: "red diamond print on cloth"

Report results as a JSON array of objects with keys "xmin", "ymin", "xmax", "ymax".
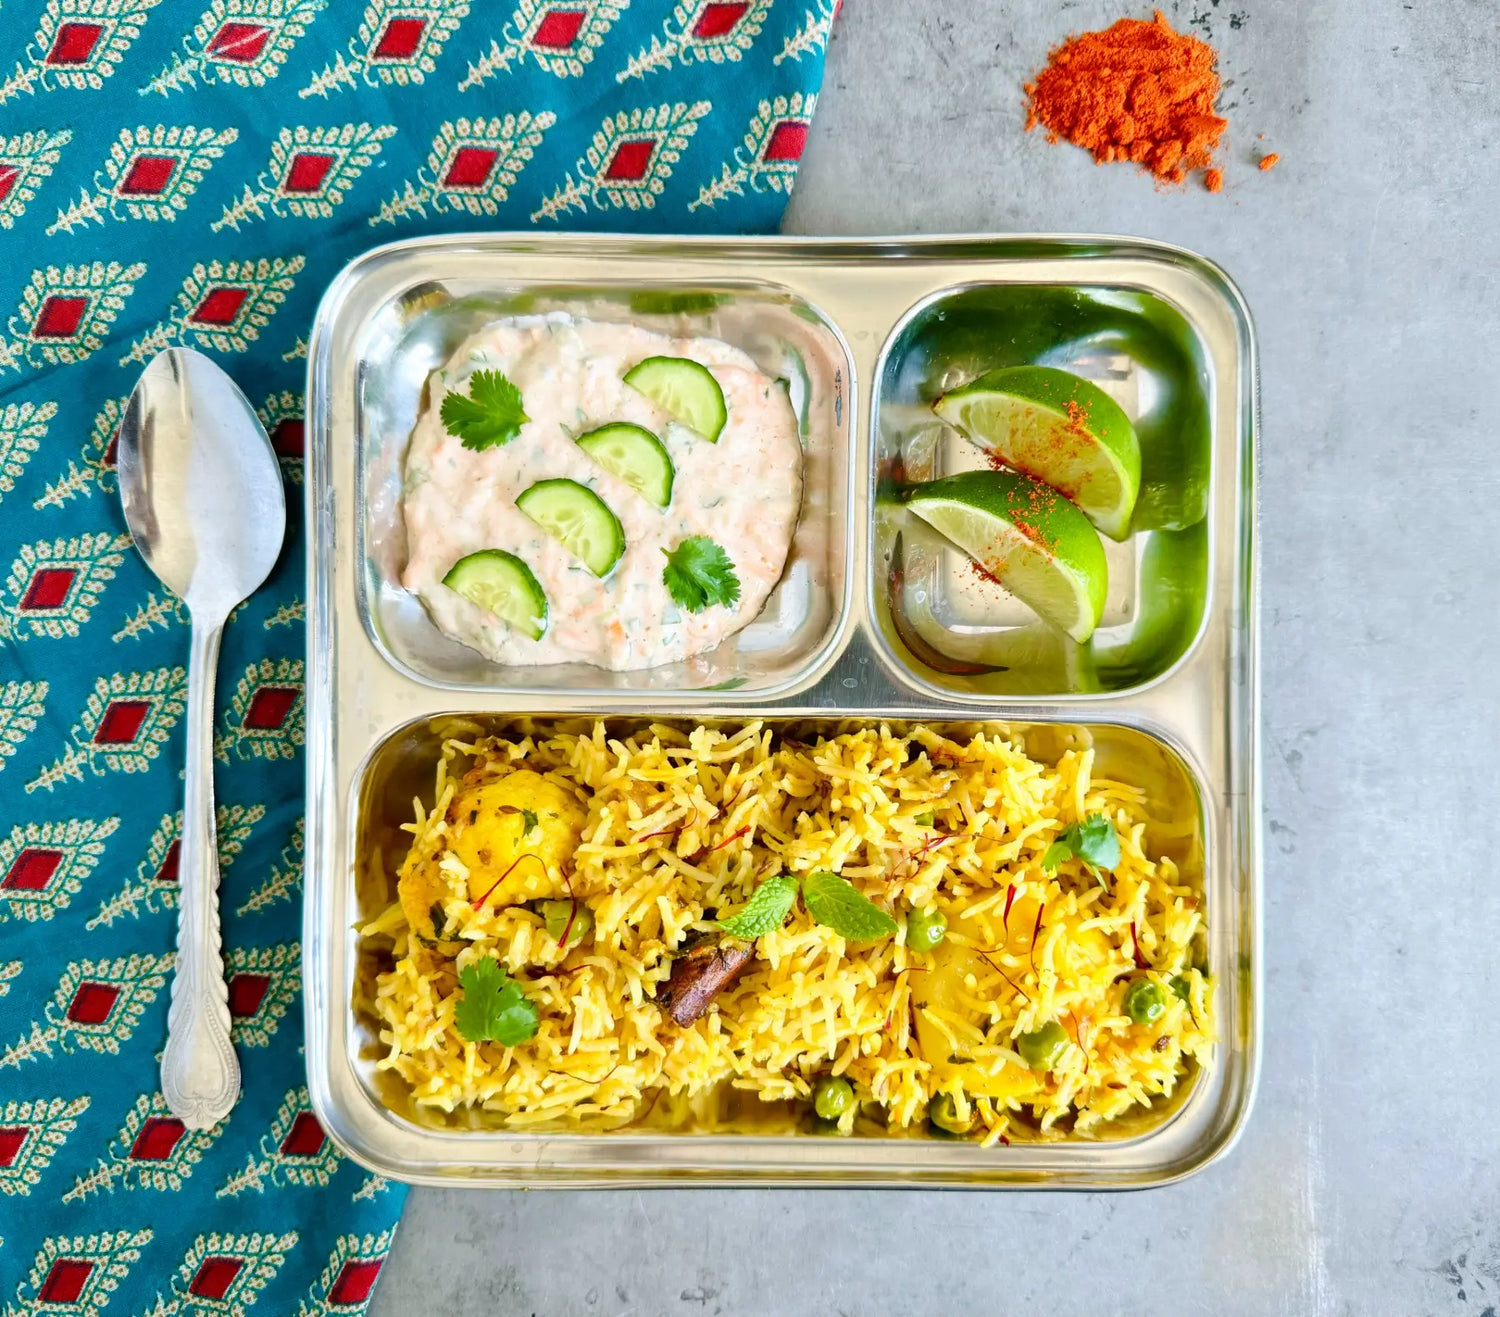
[
  {"xmin": 67, "ymin": 981, "xmax": 121, "ymax": 1024},
  {"xmin": 0, "ymin": 165, "xmax": 19, "ymax": 204},
  {"xmin": 47, "ymin": 22, "xmax": 105, "ymax": 65},
  {"xmin": 272, "ymin": 418, "xmax": 304, "ymax": 459},
  {"xmin": 156, "ymin": 837, "xmax": 181, "ymax": 885},
  {"xmin": 606, "ymin": 139, "xmax": 656, "ymax": 181},
  {"xmin": 279, "ymin": 1111, "xmax": 327, "ymax": 1158},
  {"xmin": 34, "ymin": 296, "xmax": 89, "ymax": 339},
  {"xmin": 534, "ymin": 8, "xmax": 588, "ymax": 48},
  {"xmin": 94, "ymin": 699, "xmax": 151, "ymax": 744},
  {"xmin": 2, "ymin": 847, "xmax": 65, "ymax": 891},
  {"xmin": 20, "ymin": 567, "xmax": 77, "ymax": 611},
  {"xmin": 228, "ymin": 972, "xmax": 270, "ymax": 1017},
  {"xmin": 119, "ymin": 155, "xmax": 178, "ymax": 196},
  {"xmin": 284, "ymin": 153, "xmax": 336, "ymax": 194},
  {"xmin": 129, "ymin": 1115, "xmax": 187, "ymax": 1161},
  {"xmin": 208, "ymin": 22, "xmax": 271, "ymax": 63},
  {"xmin": 329, "ymin": 1259, "xmax": 383, "ymax": 1307},
  {"xmin": 191, "ymin": 1257, "xmax": 245, "ymax": 1301},
  {"xmin": 694, "ymin": 2, "xmax": 750, "ymax": 38},
  {"xmin": 374, "ymin": 18, "xmax": 427, "ymax": 59},
  {"xmin": 39, "ymin": 1259, "xmax": 94, "ymax": 1305},
  {"xmin": 443, "ymin": 147, "xmax": 498, "ymax": 189},
  {"xmin": 763, "ymin": 120, "xmax": 809, "ymax": 162},
  {"xmin": 243, "ymin": 686, "xmax": 299, "ymax": 731},
  {"xmin": 192, "ymin": 287, "xmax": 249, "ymax": 326},
  {"xmin": 0, "ymin": 1127, "xmax": 29, "ymax": 1167}
]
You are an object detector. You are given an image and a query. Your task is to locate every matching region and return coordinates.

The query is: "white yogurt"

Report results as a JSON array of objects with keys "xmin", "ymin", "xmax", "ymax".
[{"xmin": 401, "ymin": 318, "xmax": 804, "ymax": 671}]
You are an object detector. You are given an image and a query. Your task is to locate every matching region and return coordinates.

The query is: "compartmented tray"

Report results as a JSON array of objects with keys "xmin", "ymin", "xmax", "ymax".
[{"xmin": 303, "ymin": 234, "xmax": 1260, "ymax": 1188}]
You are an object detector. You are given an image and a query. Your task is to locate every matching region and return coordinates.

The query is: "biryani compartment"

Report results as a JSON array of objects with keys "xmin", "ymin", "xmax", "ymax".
[
  {"xmin": 869, "ymin": 282, "xmax": 1214, "ymax": 701},
  {"xmin": 331, "ymin": 711, "xmax": 1247, "ymax": 1185},
  {"xmin": 352, "ymin": 276, "xmax": 854, "ymax": 699}
]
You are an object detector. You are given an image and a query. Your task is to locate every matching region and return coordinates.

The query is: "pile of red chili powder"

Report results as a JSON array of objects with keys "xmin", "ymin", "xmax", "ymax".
[{"xmin": 1025, "ymin": 9, "xmax": 1229, "ymax": 191}]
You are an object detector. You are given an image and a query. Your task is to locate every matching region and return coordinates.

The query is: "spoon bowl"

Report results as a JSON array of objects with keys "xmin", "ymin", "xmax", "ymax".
[
  {"xmin": 120, "ymin": 348, "xmax": 285, "ymax": 612},
  {"xmin": 118, "ymin": 347, "xmax": 286, "ymax": 1128}
]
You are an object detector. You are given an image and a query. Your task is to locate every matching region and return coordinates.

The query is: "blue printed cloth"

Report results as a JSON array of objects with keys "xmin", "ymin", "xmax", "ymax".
[{"xmin": 0, "ymin": 1, "xmax": 831, "ymax": 1310}]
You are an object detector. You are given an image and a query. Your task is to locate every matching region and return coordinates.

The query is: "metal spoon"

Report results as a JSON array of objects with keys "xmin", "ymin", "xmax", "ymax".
[{"xmin": 118, "ymin": 348, "xmax": 286, "ymax": 1129}]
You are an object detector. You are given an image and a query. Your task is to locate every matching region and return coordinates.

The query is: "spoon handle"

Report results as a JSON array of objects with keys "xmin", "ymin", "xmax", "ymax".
[{"xmin": 160, "ymin": 614, "xmax": 241, "ymax": 1129}]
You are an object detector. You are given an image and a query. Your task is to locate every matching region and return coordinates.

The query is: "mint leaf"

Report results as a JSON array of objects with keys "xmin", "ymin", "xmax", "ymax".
[
  {"xmin": 441, "ymin": 369, "xmax": 529, "ymax": 451},
  {"xmin": 802, "ymin": 870, "xmax": 897, "ymax": 942},
  {"xmin": 454, "ymin": 958, "xmax": 539, "ymax": 1046},
  {"xmin": 718, "ymin": 874, "xmax": 798, "ymax": 940},
  {"xmin": 662, "ymin": 536, "xmax": 740, "ymax": 613},
  {"xmin": 1041, "ymin": 814, "xmax": 1120, "ymax": 878}
]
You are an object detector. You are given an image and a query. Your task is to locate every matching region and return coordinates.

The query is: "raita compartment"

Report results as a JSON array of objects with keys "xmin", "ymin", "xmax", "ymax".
[{"xmin": 337, "ymin": 269, "xmax": 854, "ymax": 699}]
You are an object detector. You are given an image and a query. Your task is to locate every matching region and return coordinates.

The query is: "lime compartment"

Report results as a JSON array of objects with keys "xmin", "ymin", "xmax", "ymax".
[{"xmin": 873, "ymin": 284, "xmax": 1214, "ymax": 697}]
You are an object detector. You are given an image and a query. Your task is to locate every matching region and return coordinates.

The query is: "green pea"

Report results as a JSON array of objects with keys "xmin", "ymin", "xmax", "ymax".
[
  {"xmin": 813, "ymin": 1075, "xmax": 853, "ymax": 1121},
  {"xmin": 1017, "ymin": 1020, "xmax": 1069, "ymax": 1072},
  {"xmin": 905, "ymin": 906, "xmax": 947, "ymax": 953},
  {"xmin": 927, "ymin": 1091, "xmax": 972, "ymax": 1135},
  {"xmin": 1124, "ymin": 977, "xmax": 1166, "ymax": 1025},
  {"xmin": 540, "ymin": 900, "xmax": 593, "ymax": 944}
]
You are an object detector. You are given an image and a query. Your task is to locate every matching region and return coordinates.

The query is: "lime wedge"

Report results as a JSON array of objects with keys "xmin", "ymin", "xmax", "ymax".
[
  {"xmin": 933, "ymin": 366, "xmax": 1141, "ymax": 541},
  {"xmin": 905, "ymin": 470, "xmax": 1108, "ymax": 643}
]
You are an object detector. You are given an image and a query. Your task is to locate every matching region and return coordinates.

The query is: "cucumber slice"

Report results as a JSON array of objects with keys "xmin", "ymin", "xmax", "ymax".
[
  {"xmin": 623, "ymin": 356, "xmax": 727, "ymax": 442},
  {"xmin": 441, "ymin": 550, "xmax": 548, "ymax": 641},
  {"xmin": 576, "ymin": 422, "xmax": 674, "ymax": 508},
  {"xmin": 516, "ymin": 478, "xmax": 625, "ymax": 578}
]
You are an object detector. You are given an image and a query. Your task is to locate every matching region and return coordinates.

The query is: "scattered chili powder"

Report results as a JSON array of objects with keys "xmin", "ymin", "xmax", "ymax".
[
  {"xmin": 1203, "ymin": 168, "xmax": 1224, "ymax": 193},
  {"xmin": 1025, "ymin": 9, "xmax": 1228, "ymax": 191},
  {"xmin": 1258, "ymin": 152, "xmax": 1280, "ymax": 171}
]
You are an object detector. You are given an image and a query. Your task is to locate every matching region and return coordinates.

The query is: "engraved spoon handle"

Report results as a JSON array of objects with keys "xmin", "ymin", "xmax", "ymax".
[{"xmin": 160, "ymin": 612, "xmax": 240, "ymax": 1129}]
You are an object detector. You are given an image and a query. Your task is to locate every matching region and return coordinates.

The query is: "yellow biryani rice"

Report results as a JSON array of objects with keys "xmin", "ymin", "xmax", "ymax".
[{"xmin": 355, "ymin": 721, "xmax": 1215, "ymax": 1143}]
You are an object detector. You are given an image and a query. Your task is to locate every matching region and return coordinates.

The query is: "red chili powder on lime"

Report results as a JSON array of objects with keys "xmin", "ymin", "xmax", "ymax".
[{"xmin": 1025, "ymin": 9, "xmax": 1227, "ymax": 191}]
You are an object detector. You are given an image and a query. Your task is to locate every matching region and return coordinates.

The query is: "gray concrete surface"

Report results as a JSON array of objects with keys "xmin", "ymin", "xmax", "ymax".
[{"xmin": 372, "ymin": 2, "xmax": 1500, "ymax": 1313}]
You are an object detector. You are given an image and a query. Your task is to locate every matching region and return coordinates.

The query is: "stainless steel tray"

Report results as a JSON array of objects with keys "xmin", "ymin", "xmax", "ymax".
[{"xmin": 303, "ymin": 234, "xmax": 1260, "ymax": 1188}]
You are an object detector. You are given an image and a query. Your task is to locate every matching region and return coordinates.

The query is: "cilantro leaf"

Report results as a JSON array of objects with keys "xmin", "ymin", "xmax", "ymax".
[
  {"xmin": 453, "ymin": 957, "xmax": 539, "ymax": 1046},
  {"xmin": 802, "ymin": 870, "xmax": 897, "ymax": 942},
  {"xmin": 1040, "ymin": 840, "xmax": 1072, "ymax": 871},
  {"xmin": 440, "ymin": 369, "xmax": 529, "ymax": 451},
  {"xmin": 1041, "ymin": 813, "xmax": 1121, "ymax": 880},
  {"xmin": 662, "ymin": 536, "xmax": 741, "ymax": 613},
  {"xmin": 520, "ymin": 809, "xmax": 539, "ymax": 836},
  {"xmin": 718, "ymin": 874, "xmax": 799, "ymax": 940}
]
